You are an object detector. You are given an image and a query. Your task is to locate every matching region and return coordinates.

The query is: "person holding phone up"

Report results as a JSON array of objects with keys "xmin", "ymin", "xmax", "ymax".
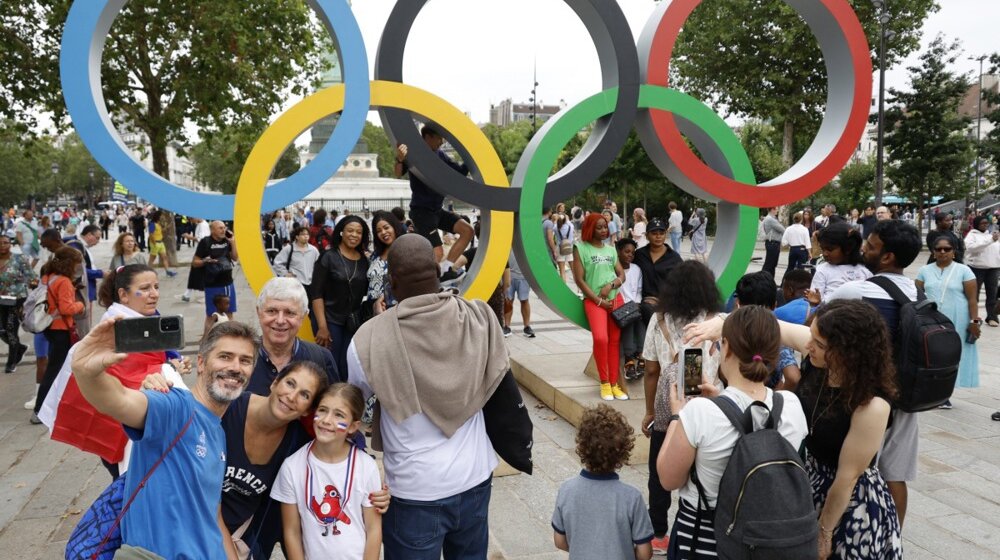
[{"xmin": 638, "ymin": 260, "xmax": 722, "ymax": 556}]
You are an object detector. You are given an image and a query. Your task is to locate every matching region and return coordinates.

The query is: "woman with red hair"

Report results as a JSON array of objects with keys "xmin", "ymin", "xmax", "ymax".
[{"xmin": 572, "ymin": 212, "xmax": 627, "ymax": 400}]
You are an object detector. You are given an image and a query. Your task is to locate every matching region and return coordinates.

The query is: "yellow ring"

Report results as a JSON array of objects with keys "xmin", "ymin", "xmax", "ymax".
[{"xmin": 234, "ymin": 80, "xmax": 513, "ymax": 341}]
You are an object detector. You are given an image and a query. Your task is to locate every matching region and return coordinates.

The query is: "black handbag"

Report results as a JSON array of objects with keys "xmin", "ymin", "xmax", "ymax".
[
  {"xmin": 611, "ymin": 300, "xmax": 641, "ymax": 328},
  {"xmin": 482, "ymin": 369, "xmax": 534, "ymax": 474}
]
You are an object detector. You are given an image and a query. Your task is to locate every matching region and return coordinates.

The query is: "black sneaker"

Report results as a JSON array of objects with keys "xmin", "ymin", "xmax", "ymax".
[
  {"xmin": 12, "ymin": 343, "xmax": 27, "ymax": 367},
  {"xmin": 523, "ymin": 326, "xmax": 536, "ymax": 338},
  {"xmin": 938, "ymin": 400, "xmax": 953, "ymax": 410},
  {"xmin": 440, "ymin": 267, "xmax": 466, "ymax": 286},
  {"xmin": 502, "ymin": 326, "xmax": 512, "ymax": 337}
]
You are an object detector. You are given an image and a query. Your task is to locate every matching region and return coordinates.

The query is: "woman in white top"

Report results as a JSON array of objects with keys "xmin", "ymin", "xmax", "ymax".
[
  {"xmin": 656, "ymin": 305, "xmax": 807, "ymax": 558},
  {"xmin": 631, "ymin": 208, "xmax": 648, "ymax": 248},
  {"xmin": 272, "ymin": 225, "xmax": 321, "ymax": 299},
  {"xmin": 805, "ymin": 221, "xmax": 871, "ymax": 304},
  {"xmin": 964, "ymin": 215, "xmax": 1000, "ymax": 326},
  {"xmin": 616, "ymin": 238, "xmax": 644, "ymax": 380}
]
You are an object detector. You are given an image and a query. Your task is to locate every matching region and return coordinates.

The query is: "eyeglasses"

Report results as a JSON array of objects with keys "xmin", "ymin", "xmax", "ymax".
[{"xmin": 934, "ymin": 247, "xmax": 954, "ymax": 253}]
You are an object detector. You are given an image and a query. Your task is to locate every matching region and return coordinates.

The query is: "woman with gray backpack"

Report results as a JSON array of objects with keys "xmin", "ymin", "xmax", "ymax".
[{"xmin": 656, "ymin": 305, "xmax": 810, "ymax": 559}]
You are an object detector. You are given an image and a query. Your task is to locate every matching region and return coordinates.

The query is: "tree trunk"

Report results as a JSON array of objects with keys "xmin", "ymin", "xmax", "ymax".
[
  {"xmin": 777, "ymin": 118, "xmax": 795, "ymax": 224},
  {"xmin": 148, "ymin": 130, "xmax": 179, "ymax": 267}
]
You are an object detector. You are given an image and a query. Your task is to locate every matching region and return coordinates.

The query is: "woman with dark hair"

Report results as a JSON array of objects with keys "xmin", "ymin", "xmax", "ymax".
[
  {"xmin": 964, "ymin": 215, "xmax": 1000, "ymax": 327},
  {"xmin": 571, "ymin": 212, "xmax": 626, "ymax": 401},
  {"xmin": 308, "ymin": 208, "xmax": 334, "ymax": 252},
  {"xmin": 656, "ymin": 305, "xmax": 807, "ymax": 557},
  {"xmin": 917, "ymin": 236, "xmax": 979, "ymax": 407},
  {"xmin": 261, "ymin": 219, "xmax": 283, "ymax": 264},
  {"xmin": 368, "ymin": 211, "xmax": 406, "ymax": 315},
  {"xmin": 0, "ymin": 235, "xmax": 35, "ymax": 372},
  {"xmin": 311, "ymin": 215, "xmax": 371, "ymax": 375},
  {"xmin": 684, "ymin": 300, "xmax": 902, "ymax": 559},
  {"xmin": 639, "ymin": 260, "xmax": 721, "ymax": 555},
  {"xmin": 109, "ymin": 232, "xmax": 145, "ymax": 269},
  {"xmin": 805, "ymin": 222, "xmax": 871, "ymax": 303},
  {"xmin": 926, "ymin": 212, "xmax": 964, "ymax": 264},
  {"xmin": 272, "ymin": 225, "xmax": 320, "ymax": 298},
  {"xmin": 31, "ymin": 246, "xmax": 85, "ymax": 424},
  {"xmin": 38, "ymin": 264, "xmax": 184, "ymax": 477}
]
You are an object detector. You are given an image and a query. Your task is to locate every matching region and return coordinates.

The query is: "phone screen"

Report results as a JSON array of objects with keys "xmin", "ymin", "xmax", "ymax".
[{"xmin": 682, "ymin": 348, "xmax": 704, "ymax": 397}]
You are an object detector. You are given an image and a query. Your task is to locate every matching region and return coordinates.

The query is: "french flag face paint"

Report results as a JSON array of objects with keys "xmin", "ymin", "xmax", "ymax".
[{"xmin": 336, "ymin": 422, "xmax": 350, "ymax": 432}]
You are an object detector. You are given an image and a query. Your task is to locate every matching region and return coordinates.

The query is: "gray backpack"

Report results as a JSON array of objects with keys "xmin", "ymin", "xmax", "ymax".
[
  {"xmin": 692, "ymin": 394, "xmax": 818, "ymax": 559},
  {"xmin": 22, "ymin": 276, "xmax": 56, "ymax": 334}
]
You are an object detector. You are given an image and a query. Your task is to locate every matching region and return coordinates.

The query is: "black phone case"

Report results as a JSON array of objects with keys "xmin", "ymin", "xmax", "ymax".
[{"xmin": 114, "ymin": 316, "xmax": 185, "ymax": 353}]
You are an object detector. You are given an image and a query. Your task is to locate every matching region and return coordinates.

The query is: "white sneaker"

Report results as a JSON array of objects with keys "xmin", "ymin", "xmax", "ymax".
[{"xmin": 23, "ymin": 397, "xmax": 35, "ymax": 410}]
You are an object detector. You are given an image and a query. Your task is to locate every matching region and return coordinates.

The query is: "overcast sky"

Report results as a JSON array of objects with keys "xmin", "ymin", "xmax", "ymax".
[{"xmin": 344, "ymin": 0, "xmax": 998, "ymax": 125}]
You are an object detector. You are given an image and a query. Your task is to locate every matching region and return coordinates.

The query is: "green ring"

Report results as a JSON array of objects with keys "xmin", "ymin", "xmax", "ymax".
[{"xmin": 517, "ymin": 85, "xmax": 758, "ymax": 329}]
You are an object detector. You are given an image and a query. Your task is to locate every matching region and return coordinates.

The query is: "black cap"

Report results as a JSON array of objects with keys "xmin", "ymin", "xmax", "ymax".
[{"xmin": 648, "ymin": 218, "xmax": 667, "ymax": 232}]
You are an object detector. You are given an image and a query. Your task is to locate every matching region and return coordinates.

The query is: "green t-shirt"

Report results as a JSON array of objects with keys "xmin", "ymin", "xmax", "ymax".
[{"xmin": 576, "ymin": 241, "xmax": 619, "ymax": 299}]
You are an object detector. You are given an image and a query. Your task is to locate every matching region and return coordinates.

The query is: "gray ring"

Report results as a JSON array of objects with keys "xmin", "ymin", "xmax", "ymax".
[{"xmin": 374, "ymin": 0, "xmax": 640, "ymax": 212}]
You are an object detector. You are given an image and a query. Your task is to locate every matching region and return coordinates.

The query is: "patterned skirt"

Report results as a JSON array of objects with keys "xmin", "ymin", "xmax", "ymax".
[{"xmin": 807, "ymin": 454, "xmax": 903, "ymax": 559}]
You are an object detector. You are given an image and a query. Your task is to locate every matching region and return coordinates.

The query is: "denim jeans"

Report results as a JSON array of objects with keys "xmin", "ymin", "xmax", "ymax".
[
  {"xmin": 383, "ymin": 477, "xmax": 492, "ymax": 560},
  {"xmin": 670, "ymin": 231, "xmax": 682, "ymax": 253}
]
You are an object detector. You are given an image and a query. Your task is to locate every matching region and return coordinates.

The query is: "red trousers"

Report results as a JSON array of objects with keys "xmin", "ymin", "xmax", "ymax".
[{"xmin": 584, "ymin": 294, "xmax": 622, "ymax": 386}]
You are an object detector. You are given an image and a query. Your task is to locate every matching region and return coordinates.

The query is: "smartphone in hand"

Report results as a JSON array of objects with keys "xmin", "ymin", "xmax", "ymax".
[
  {"xmin": 682, "ymin": 348, "xmax": 704, "ymax": 397},
  {"xmin": 115, "ymin": 316, "xmax": 185, "ymax": 353}
]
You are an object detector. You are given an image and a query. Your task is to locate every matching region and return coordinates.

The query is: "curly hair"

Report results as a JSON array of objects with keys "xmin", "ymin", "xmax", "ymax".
[
  {"xmin": 111, "ymin": 232, "xmax": 136, "ymax": 258},
  {"xmin": 579, "ymin": 212, "xmax": 606, "ymax": 243},
  {"xmin": 657, "ymin": 260, "xmax": 720, "ymax": 323},
  {"xmin": 575, "ymin": 404, "xmax": 634, "ymax": 474},
  {"xmin": 817, "ymin": 222, "xmax": 863, "ymax": 266},
  {"xmin": 814, "ymin": 300, "xmax": 899, "ymax": 411}
]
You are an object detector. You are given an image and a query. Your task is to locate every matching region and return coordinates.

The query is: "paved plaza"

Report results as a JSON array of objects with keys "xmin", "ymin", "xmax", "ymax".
[{"xmin": 1, "ymin": 235, "xmax": 999, "ymax": 559}]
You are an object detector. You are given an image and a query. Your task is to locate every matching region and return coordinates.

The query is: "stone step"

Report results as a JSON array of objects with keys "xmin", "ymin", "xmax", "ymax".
[{"xmin": 511, "ymin": 351, "xmax": 651, "ymax": 465}]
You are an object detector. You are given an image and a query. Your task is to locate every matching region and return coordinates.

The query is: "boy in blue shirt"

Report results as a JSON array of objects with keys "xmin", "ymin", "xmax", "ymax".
[{"xmin": 553, "ymin": 404, "xmax": 654, "ymax": 560}]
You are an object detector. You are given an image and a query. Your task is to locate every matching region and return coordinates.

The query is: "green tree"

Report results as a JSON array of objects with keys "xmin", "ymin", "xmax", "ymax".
[
  {"xmin": 1, "ymin": 0, "xmax": 329, "ymax": 260},
  {"xmin": 667, "ymin": 0, "xmax": 938, "ymax": 166},
  {"xmin": 884, "ymin": 37, "xmax": 975, "ymax": 220},
  {"xmin": 804, "ymin": 156, "xmax": 876, "ymax": 214},
  {"xmin": 981, "ymin": 53, "xmax": 1000, "ymax": 194},
  {"xmin": 0, "ymin": 124, "xmax": 56, "ymax": 207},
  {"xmin": 361, "ymin": 121, "xmax": 396, "ymax": 178},
  {"xmin": 191, "ymin": 126, "xmax": 300, "ymax": 195},
  {"xmin": 482, "ymin": 120, "xmax": 537, "ymax": 179},
  {"xmin": 739, "ymin": 120, "xmax": 786, "ymax": 183}
]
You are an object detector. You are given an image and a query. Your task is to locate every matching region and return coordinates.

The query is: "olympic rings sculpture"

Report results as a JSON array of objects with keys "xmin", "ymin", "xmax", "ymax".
[{"xmin": 61, "ymin": 0, "xmax": 872, "ymax": 334}]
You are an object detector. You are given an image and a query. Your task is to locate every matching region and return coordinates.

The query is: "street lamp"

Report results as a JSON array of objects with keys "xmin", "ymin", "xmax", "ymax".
[
  {"xmin": 872, "ymin": 0, "xmax": 892, "ymax": 207},
  {"xmin": 51, "ymin": 162, "xmax": 59, "ymax": 204},
  {"xmin": 971, "ymin": 54, "xmax": 987, "ymax": 214}
]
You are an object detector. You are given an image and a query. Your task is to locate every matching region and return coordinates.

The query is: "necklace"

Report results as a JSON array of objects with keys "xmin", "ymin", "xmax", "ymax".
[
  {"xmin": 304, "ymin": 441, "xmax": 357, "ymax": 537},
  {"xmin": 808, "ymin": 370, "xmax": 838, "ymax": 437}
]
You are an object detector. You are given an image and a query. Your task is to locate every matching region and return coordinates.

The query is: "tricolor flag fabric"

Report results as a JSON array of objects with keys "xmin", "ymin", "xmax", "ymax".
[{"xmin": 38, "ymin": 304, "xmax": 168, "ymax": 464}]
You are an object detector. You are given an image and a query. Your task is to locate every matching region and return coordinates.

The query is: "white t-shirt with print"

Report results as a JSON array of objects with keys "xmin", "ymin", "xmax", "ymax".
[
  {"xmin": 678, "ymin": 387, "xmax": 807, "ymax": 509},
  {"xmin": 620, "ymin": 265, "xmax": 642, "ymax": 304},
  {"xmin": 811, "ymin": 263, "xmax": 873, "ymax": 301},
  {"xmin": 271, "ymin": 443, "xmax": 382, "ymax": 560}
]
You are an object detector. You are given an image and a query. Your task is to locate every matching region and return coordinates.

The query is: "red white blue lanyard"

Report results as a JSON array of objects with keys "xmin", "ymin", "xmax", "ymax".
[{"xmin": 304, "ymin": 441, "xmax": 357, "ymax": 535}]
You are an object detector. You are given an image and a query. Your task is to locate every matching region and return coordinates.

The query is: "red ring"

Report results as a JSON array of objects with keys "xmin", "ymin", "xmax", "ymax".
[{"xmin": 644, "ymin": 0, "xmax": 872, "ymax": 207}]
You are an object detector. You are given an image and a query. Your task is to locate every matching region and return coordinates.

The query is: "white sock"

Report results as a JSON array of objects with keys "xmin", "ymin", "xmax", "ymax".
[{"xmin": 439, "ymin": 259, "xmax": 453, "ymax": 275}]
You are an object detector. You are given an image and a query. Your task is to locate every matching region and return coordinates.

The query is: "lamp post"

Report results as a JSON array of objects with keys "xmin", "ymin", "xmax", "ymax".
[
  {"xmin": 87, "ymin": 167, "xmax": 95, "ymax": 210},
  {"xmin": 872, "ymin": 0, "xmax": 892, "ymax": 207},
  {"xmin": 971, "ymin": 54, "xmax": 986, "ymax": 214}
]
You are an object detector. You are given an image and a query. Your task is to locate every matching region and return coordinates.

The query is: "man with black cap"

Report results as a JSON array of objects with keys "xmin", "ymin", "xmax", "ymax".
[
  {"xmin": 395, "ymin": 125, "xmax": 476, "ymax": 283},
  {"xmin": 632, "ymin": 217, "xmax": 683, "ymax": 325}
]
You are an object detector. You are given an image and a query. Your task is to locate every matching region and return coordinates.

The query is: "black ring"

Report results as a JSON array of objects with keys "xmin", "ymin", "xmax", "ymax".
[{"xmin": 374, "ymin": 0, "xmax": 640, "ymax": 212}]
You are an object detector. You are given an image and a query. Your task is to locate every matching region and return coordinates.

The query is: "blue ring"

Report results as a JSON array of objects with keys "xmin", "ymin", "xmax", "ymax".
[{"xmin": 60, "ymin": 0, "xmax": 369, "ymax": 220}]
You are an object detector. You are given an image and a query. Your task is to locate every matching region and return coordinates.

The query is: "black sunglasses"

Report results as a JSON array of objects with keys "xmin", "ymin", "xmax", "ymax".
[{"xmin": 934, "ymin": 247, "xmax": 954, "ymax": 253}]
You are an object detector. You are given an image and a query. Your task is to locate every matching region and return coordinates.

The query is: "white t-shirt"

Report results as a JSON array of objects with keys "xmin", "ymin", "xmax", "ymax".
[
  {"xmin": 811, "ymin": 263, "xmax": 872, "ymax": 301},
  {"xmin": 668, "ymin": 210, "xmax": 683, "ymax": 233},
  {"xmin": 678, "ymin": 387, "xmax": 807, "ymax": 509},
  {"xmin": 194, "ymin": 220, "xmax": 211, "ymax": 242},
  {"xmin": 620, "ymin": 265, "xmax": 642, "ymax": 304},
  {"xmin": 781, "ymin": 223, "xmax": 812, "ymax": 248},
  {"xmin": 346, "ymin": 343, "xmax": 498, "ymax": 501},
  {"xmin": 271, "ymin": 443, "xmax": 381, "ymax": 560}
]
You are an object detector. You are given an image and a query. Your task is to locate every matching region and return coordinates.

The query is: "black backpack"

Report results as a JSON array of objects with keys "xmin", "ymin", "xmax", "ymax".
[
  {"xmin": 693, "ymin": 394, "xmax": 817, "ymax": 560},
  {"xmin": 867, "ymin": 276, "xmax": 962, "ymax": 412}
]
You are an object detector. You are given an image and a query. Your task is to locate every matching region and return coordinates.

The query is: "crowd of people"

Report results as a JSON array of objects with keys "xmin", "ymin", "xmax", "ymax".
[{"xmin": 7, "ymin": 150, "xmax": 1000, "ymax": 560}]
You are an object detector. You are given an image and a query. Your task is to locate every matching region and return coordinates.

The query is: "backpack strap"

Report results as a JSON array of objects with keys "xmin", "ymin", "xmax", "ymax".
[
  {"xmin": 709, "ymin": 395, "xmax": 752, "ymax": 435},
  {"xmin": 93, "ymin": 411, "xmax": 195, "ymax": 557},
  {"xmin": 867, "ymin": 276, "xmax": 918, "ymax": 305}
]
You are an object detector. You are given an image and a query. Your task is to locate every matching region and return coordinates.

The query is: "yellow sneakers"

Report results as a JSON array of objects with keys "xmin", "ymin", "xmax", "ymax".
[
  {"xmin": 600, "ymin": 383, "xmax": 613, "ymax": 401},
  {"xmin": 611, "ymin": 384, "xmax": 628, "ymax": 400}
]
